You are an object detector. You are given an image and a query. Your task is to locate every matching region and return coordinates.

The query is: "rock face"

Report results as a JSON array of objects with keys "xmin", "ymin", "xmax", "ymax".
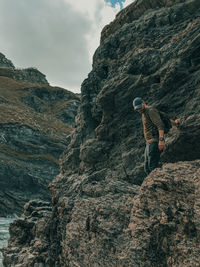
[
  {"xmin": 2, "ymin": 161, "xmax": 200, "ymax": 266},
  {"xmin": 127, "ymin": 161, "xmax": 200, "ymax": 267},
  {"xmin": 0, "ymin": 75, "xmax": 80, "ymax": 216},
  {"xmin": 0, "ymin": 53, "xmax": 49, "ymax": 85},
  {"xmin": 2, "ymin": 200, "xmax": 52, "ymax": 267},
  {"xmin": 2, "ymin": 0, "xmax": 200, "ymax": 266}
]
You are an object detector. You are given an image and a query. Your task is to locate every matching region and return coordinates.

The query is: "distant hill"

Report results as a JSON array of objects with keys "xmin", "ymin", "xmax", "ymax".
[
  {"xmin": 0, "ymin": 52, "xmax": 48, "ymax": 85},
  {"xmin": 0, "ymin": 54, "xmax": 80, "ymax": 216}
]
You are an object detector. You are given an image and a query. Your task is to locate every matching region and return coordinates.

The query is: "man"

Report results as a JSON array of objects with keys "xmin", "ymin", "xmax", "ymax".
[{"xmin": 133, "ymin": 97, "xmax": 178, "ymax": 175}]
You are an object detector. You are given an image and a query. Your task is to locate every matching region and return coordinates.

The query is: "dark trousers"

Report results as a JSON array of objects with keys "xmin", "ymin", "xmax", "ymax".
[{"xmin": 144, "ymin": 142, "xmax": 161, "ymax": 175}]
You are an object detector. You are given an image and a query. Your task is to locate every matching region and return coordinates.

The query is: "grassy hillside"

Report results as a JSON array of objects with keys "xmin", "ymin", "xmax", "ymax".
[
  {"xmin": 0, "ymin": 76, "xmax": 79, "ymax": 139},
  {"xmin": 0, "ymin": 75, "xmax": 80, "ymax": 216}
]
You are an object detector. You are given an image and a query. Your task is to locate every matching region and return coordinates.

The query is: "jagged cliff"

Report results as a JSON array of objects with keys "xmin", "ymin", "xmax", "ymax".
[
  {"xmin": 0, "ymin": 52, "xmax": 49, "ymax": 85},
  {"xmin": 0, "ymin": 58, "xmax": 80, "ymax": 216},
  {"xmin": 2, "ymin": 0, "xmax": 200, "ymax": 266}
]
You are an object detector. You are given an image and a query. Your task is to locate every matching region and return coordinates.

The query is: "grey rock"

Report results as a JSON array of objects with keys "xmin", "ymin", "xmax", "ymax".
[
  {"xmin": 3, "ymin": 0, "xmax": 200, "ymax": 266},
  {"xmin": 14, "ymin": 68, "xmax": 49, "ymax": 85},
  {"xmin": 0, "ymin": 53, "xmax": 48, "ymax": 85},
  {"xmin": 0, "ymin": 74, "xmax": 80, "ymax": 216},
  {"xmin": 0, "ymin": 53, "xmax": 15, "ymax": 69}
]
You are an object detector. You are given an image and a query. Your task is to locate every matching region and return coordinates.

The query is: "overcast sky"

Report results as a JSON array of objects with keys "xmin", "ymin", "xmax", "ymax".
[{"xmin": 0, "ymin": 0, "xmax": 133, "ymax": 93}]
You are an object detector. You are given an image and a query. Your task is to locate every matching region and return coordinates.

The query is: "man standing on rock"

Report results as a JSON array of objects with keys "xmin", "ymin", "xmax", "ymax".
[{"xmin": 133, "ymin": 97, "xmax": 178, "ymax": 175}]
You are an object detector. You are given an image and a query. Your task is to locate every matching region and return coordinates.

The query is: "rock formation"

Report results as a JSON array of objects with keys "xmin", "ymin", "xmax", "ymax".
[
  {"xmin": 0, "ymin": 53, "xmax": 15, "ymax": 69},
  {"xmin": 0, "ymin": 64, "xmax": 80, "ymax": 216},
  {"xmin": 3, "ymin": 160, "xmax": 200, "ymax": 266},
  {"xmin": 2, "ymin": 0, "xmax": 200, "ymax": 266},
  {"xmin": 0, "ymin": 53, "xmax": 49, "ymax": 85}
]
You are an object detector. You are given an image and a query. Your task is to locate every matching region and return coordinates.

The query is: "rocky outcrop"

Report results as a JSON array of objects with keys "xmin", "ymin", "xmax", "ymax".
[
  {"xmin": 13, "ymin": 68, "xmax": 49, "ymax": 85},
  {"xmin": 0, "ymin": 76, "xmax": 80, "ymax": 216},
  {"xmin": 3, "ymin": 0, "xmax": 200, "ymax": 266},
  {"xmin": 0, "ymin": 67, "xmax": 49, "ymax": 85},
  {"xmin": 2, "ymin": 200, "xmax": 52, "ymax": 266},
  {"xmin": 0, "ymin": 53, "xmax": 48, "ymax": 85},
  {"xmin": 2, "ymin": 160, "xmax": 200, "ymax": 266},
  {"xmin": 101, "ymin": 0, "xmax": 195, "ymax": 42},
  {"xmin": 0, "ymin": 53, "xmax": 15, "ymax": 69},
  {"xmin": 127, "ymin": 160, "xmax": 200, "ymax": 267}
]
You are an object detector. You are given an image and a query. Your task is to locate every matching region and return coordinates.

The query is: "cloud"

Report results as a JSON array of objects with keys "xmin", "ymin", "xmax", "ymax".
[
  {"xmin": 64, "ymin": 0, "xmax": 121, "ymax": 61},
  {"xmin": 123, "ymin": 0, "xmax": 135, "ymax": 8},
  {"xmin": 0, "ymin": 0, "xmax": 122, "ymax": 93}
]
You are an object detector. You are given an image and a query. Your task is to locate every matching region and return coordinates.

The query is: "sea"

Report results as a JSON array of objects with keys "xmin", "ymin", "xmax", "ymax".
[{"xmin": 0, "ymin": 217, "xmax": 15, "ymax": 267}]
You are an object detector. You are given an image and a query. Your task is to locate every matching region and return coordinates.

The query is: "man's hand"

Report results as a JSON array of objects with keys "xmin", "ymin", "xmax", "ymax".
[{"xmin": 159, "ymin": 140, "xmax": 165, "ymax": 151}]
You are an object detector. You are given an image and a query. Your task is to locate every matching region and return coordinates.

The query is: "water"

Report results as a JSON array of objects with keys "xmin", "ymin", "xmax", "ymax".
[{"xmin": 0, "ymin": 218, "xmax": 15, "ymax": 267}]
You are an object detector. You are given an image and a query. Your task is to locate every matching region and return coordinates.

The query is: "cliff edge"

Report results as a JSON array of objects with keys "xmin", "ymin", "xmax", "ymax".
[
  {"xmin": 2, "ymin": 0, "xmax": 200, "ymax": 266},
  {"xmin": 0, "ymin": 57, "xmax": 80, "ymax": 216}
]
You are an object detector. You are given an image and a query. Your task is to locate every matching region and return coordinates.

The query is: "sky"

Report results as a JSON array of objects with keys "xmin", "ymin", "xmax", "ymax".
[{"xmin": 0, "ymin": 0, "xmax": 134, "ymax": 93}]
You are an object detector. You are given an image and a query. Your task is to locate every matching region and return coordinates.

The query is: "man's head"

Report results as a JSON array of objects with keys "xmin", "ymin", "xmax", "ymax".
[{"xmin": 133, "ymin": 97, "xmax": 145, "ymax": 113}]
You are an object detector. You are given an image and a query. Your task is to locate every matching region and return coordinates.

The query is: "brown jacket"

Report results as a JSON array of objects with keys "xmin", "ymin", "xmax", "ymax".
[{"xmin": 142, "ymin": 106, "xmax": 164, "ymax": 144}]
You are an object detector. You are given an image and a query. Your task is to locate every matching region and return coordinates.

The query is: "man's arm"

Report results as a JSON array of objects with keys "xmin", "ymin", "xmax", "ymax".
[
  {"xmin": 149, "ymin": 109, "xmax": 165, "ymax": 151},
  {"xmin": 158, "ymin": 129, "xmax": 165, "ymax": 151}
]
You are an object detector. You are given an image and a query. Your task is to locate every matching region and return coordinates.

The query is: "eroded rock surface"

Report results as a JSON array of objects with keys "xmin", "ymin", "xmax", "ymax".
[
  {"xmin": 3, "ymin": 0, "xmax": 200, "ymax": 266},
  {"xmin": 2, "ymin": 161, "xmax": 200, "ymax": 266},
  {"xmin": 128, "ymin": 161, "xmax": 200, "ymax": 267},
  {"xmin": 2, "ymin": 200, "xmax": 52, "ymax": 267}
]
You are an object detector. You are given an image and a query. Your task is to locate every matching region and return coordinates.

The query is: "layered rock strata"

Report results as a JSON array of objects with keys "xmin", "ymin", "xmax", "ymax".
[
  {"xmin": 3, "ymin": 0, "xmax": 200, "ymax": 266},
  {"xmin": 0, "ymin": 75, "xmax": 80, "ymax": 216}
]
